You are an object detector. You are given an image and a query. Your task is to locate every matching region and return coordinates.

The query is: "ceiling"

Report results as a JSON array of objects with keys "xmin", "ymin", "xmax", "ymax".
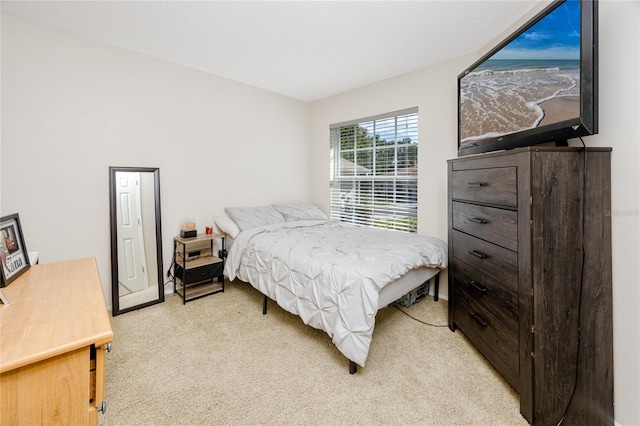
[{"xmin": 2, "ymin": 0, "xmax": 540, "ymax": 102}]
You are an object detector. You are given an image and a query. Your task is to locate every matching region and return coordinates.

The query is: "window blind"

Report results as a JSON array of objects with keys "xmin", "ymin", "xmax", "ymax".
[{"xmin": 329, "ymin": 108, "xmax": 418, "ymax": 233}]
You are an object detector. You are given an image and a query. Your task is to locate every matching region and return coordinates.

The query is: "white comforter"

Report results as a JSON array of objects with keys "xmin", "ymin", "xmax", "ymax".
[{"xmin": 224, "ymin": 220, "xmax": 448, "ymax": 367}]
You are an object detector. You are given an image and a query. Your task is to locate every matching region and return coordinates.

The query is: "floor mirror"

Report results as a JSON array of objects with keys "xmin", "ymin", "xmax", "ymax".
[{"xmin": 109, "ymin": 166, "xmax": 164, "ymax": 315}]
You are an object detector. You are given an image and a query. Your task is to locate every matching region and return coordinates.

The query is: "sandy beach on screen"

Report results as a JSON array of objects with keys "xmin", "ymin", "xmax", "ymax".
[{"xmin": 539, "ymin": 95, "xmax": 580, "ymax": 126}]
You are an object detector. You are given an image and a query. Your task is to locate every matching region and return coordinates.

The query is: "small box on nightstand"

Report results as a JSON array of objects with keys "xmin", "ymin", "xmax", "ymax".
[{"xmin": 180, "ymin": 229, "xmax": 197, "ymax": 238}]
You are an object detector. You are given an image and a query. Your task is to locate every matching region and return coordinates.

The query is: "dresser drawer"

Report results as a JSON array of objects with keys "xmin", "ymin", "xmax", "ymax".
[
  {"xmin": 452, "ymin": 261, "xmax": 518, "ymax": 332},
  {"xmin": 452, "ymin": 201, "xmax": 518, "ymax": 251},
  {"xmin": 453, "ymin": 286, "xmax": 519, "ymax": 373},
  {"xmin": 451, "ymin": 167, "xmax": 517, "ymax": 207},
  {"xmin": 452, "ymin": 230, "xmax": 517, "ymax": 285}
]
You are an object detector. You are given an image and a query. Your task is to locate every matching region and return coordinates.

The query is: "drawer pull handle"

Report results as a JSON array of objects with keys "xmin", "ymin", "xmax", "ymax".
[
  {"xmin": 469, "ymin": 280, "xmax": 488, "ymax": 293},
  {"xmin": 469, "ymin": 312, "xmax": 488, "ymax": 327},
  {"xmin": 469, "ymin": 250, "xmax": 489, "ymax": 259},
  {"xmin": 469, "ymin": 217, "xmax": 487, "ymax": 224},
  {"xmin": 97, "ymin": 401, "xmax": 107, "ymax": 414},
  {"xmin": 467, "ymin": 182, "xmax": 487, "ymax": 187}
]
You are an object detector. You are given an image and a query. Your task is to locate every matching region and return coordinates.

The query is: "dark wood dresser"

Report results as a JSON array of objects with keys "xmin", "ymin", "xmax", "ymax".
[{"xmin": 447, "ymin": 147, "xmax": 613, "ymax": 425}]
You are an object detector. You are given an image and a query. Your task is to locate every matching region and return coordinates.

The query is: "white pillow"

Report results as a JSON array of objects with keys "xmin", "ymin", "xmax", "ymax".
[
  {"xmin": 272, "ymin": 204, "xmax": 328, "ymax": 222},
  {"xmin": 214, "ymin": 213, "xmax": 241, "ymax": 239},
  {"xmin": 224, "ymin": 205, "xmax": 285, "ymax": 232}
]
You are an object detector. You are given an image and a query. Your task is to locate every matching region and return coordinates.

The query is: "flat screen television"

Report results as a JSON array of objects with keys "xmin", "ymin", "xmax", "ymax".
[{"xmin": 458, "ymin": 0, "xmax": 598, "ymax": 157}]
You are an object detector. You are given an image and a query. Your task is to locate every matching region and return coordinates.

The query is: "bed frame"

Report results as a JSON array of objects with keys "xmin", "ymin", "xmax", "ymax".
[{"xmin": 260, "ymin": 271, "xmax": 441, "ymax": 374}]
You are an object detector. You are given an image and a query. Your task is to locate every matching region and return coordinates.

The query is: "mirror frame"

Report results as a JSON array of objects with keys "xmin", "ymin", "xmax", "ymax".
[{"xmin": 109, "ymin": 166, "xmax": 164, "ymax": 316}]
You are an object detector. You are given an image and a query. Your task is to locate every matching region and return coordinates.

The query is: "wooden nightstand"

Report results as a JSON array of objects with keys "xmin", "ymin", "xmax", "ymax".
[{"xmin": 173, "ymin": 233, "xmax": 225, "ymax": 304}]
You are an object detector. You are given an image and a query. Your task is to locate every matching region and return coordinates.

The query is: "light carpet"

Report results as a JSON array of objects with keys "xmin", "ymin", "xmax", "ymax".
[{"xmin": 101, "ymin": 279, "xmax": 527, "ymax": 425}]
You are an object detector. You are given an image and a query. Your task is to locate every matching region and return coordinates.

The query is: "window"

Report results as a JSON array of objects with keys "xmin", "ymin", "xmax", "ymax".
[{"xmin": 330, "ymin": 108, "xmax": 418, "ymax": 233}]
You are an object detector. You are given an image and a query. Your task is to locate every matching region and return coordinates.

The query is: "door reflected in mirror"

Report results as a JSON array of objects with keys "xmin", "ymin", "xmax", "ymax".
[{"xmin": 109, "ymin": 167, "xmax": 163, "ymax": 315}]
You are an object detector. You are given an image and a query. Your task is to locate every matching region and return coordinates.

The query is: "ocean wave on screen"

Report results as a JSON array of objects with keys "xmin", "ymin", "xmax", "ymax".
[
  {"xmin": 468, "ymin": 67, "xmax": 561, "ymax": 78},
  {"xmin": 460, "ymin": 67, "xmax": 580, "ymax": 142}
]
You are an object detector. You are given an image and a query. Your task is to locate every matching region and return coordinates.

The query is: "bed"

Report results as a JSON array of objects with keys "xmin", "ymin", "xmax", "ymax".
[{"xmin": 217, "ymin": 204, "xmax": 448, "ymax": 373}]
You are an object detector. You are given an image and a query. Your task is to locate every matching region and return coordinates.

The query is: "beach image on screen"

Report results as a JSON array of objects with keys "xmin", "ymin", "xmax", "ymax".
[{"xmin": 460, "ymin": 0, "xmax": 581, "ymax": 147}]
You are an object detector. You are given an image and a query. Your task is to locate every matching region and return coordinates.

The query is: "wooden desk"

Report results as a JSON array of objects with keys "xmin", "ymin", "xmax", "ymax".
[{"xmin": 1, "ymin": 258, "xmax": 113, "ymax": 425}]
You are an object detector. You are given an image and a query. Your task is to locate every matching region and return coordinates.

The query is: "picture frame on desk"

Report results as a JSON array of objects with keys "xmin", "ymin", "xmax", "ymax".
[{"xmin": 0, "ymin": 213, "xmax": 30, "ymax": 287}]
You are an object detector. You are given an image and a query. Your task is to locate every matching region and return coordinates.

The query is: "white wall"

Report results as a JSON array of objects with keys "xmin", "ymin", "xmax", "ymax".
[
  {"xmin": 309, "ymin": 2, "xmax": 639, "ymax": 424},
  {"xmin": 596, "ymin": 3, "xmax": 640, "ymax": 423},
  {"xmin": 1, "ymin": 13, "xmax": 311, "ymax": 305}
]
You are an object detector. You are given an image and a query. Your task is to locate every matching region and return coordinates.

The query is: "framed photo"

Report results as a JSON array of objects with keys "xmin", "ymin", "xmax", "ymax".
[{"xmin": 1, "ymin": 213, "xmax": 30, "ymax": 287}]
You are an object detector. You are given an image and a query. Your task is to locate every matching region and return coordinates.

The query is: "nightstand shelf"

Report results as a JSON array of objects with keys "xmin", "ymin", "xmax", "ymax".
[{"xmin": 173, "ymin": 233, "xmax": 225, "ymax": 304}]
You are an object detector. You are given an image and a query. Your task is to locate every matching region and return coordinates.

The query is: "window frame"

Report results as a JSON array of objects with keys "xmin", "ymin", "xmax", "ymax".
[{"xmin": 329, "ymin": 107, "xmax": 418, "ymax": 233}]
